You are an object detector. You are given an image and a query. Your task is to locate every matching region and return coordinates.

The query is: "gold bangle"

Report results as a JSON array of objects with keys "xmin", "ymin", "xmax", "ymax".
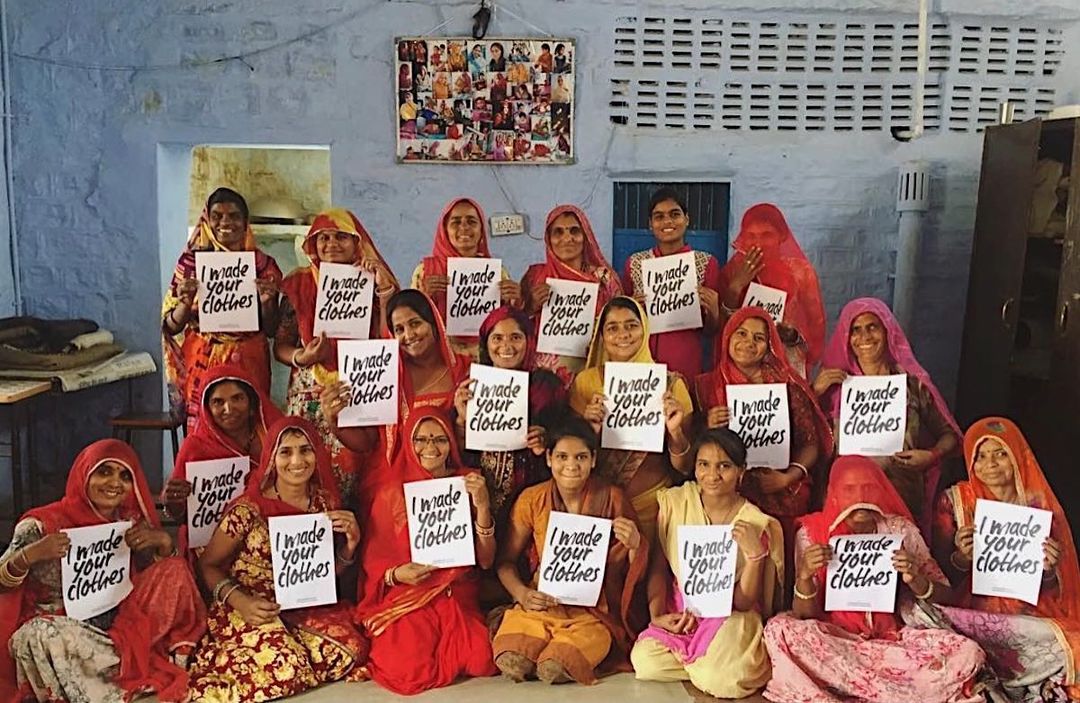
[
  {"xmin": 793, "ymin": 580, "xmax": 819, "ymax": 600},
  {"xmin": 913, "ymin": 579, "xmax": 934, "ymax": 600},
  {"xmin": 949, "ymin": 552, "xmax": 971, "ymax": 572},
  {"xmin": 385, "ymin": 567, "xmax": 397, "ymax": 587},
  {"xmin": 0, "ymin": 559, "xmax": 28, "ymax": 588},
  {"xmin": 221, "ymin": 584, "xmax": 243, "ymax": 605},
  {"xmin": 335, "ymin": 550, "xmax": 356, "ymax": 566},
  {"xmin": 212, "ymin": 578, "xmax": 235, "ymax": 603},
  {"xmin": 668, "ymin": 439, "xmax": 691, "ymax": 457},
  {"xmin": 14, "ymin": 548, "xmax": 31, "ymax": 571},
  {"xmin": 474, "ymin": 521, "xmax": 495, "ymax": 538}
]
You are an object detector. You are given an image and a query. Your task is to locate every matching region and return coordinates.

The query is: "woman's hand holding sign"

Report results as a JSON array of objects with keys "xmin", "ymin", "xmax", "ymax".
[
  {"xmin": 327, "ymin": 510, "xmax": 361, "ymax": 555},
  {"xmin": 706, "ymin": 405, "xmax": 730, "ymax": 429},
  {"xmin": 320, "ymin": 381, "xmax": 351, "ymax": 425},
  {"xmin": 1043, "ymin": 537, "xmax": 1061, "ymax": 574},
  {"xmin": 232, "ymin": 590, "xmax": 281, "ymax": 626},
  {"xmin": 517, "ymin": 588, "xmax": 559, "ymax": 612},
  {"xmin": 294, "ymin": 332, "xmax": 329, "ymax": 368},
  {"xmin": 651, "ymin": 611, "xmax": 699, "ymax": 635},
  {"xmin": 125, "ymin": 521, "xmax": 173, "ymax": 558},
  {"xmin": 612, "ymin": 517, "xmax": 641, "ymax": 552},
  {"xmin": 395, "ymin": 562, "xmax": 437, "ymax": 586},
  {"xmin": 583, "ymin": 393, "xmax": 607, "ymax": 435}
]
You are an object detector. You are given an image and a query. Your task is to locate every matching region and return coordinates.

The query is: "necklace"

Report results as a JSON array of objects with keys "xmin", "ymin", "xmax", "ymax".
[
  {"xmin": 415, "ymin": 365, "xmax": 450, "ymax": 395},
  {"xmin": 271, "ymin": 484, "xmax": 312, "ymax": 512},
  {"xmin": 704, "ymin": 496, "xmax": 745, "ymax": 525}
]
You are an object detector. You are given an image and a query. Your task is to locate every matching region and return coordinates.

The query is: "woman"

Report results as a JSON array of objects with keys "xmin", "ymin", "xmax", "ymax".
[
  {"xmin": 696, "ymin": 307, "xmax": 833, "ymax": 587},
  {"xmin": 453, "ymin": 306, "xmax": 569, "ymax": 532},
  {"xmin": 357, "ymin": 409, "xmax": 499, "ymax": 693},
  {"xmin": 492, "ymin": 417, "xmax": 647, "ymax": 684},
  {"xmin": 0, "ymin": 440, "xmax": 205, "ymax": 703},
  {"xmin": 322, "ymin": 289, "xmax": 471, "ymax": 498},
  {"xmin": 763, "ymin": 457, "xmax": 986, "ymax": 703},
  {"xmin": 570, "ymin": 297, "xmax": 695, "ymax": 542},
  {"xmin": 275, "ymin": 208, "xmax": 399, "ymax": 499},
  {"xmin": 918, "ymin": 417, "xmax": 1079, "ymax": 701},
  {"xmin": 720, "ymin": 203, "xmax": 827, "ymax": 373},
  {"xmin": 188, "ymin": 417, "xmax": 369, "ymax": 701},
  {"xmin": 521, "ymin": 204, "xmax": 623, "ymax": 379},
  {"xmin": 162, "ymin": 187, "xmax": 282, "ymax": 432},
  {"xmin": 488, "ymin": 42, "xmax": 507, "ymax": 72},
  {"xmin": 816, "ymin": 297, "xmax": 960, "ymax": 535},
  {"xmin": 162, "ymin": 364, "xmax": 284, "ymax": 554},
  {"xmin": 631, "ymin": 428, "xmax": 784, "ymax": 698},
  {"xmin": 411, "ymin": 198, "xmax": 521, "ymax": 360}
]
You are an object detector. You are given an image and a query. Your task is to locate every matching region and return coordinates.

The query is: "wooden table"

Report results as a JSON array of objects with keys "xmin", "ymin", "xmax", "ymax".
[{"xmin": 0, "ymin": 380, "xmax": 52, "ymax": 517}]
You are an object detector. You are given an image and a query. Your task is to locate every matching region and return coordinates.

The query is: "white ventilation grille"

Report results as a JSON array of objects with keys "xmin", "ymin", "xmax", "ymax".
[{"xmin": 609, "ymin": 14, "xmax": 1067, "ymax": 132}]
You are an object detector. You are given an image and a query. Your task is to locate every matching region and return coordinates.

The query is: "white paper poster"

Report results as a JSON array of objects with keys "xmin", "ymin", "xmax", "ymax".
[
  {"xmin": 337, "ymin": 340, "xmax": 399, "ymax": 427},
  {"xmin": 186, "ymin": 456, "xmax": 251, "ymax": 549},
  {"xmin": 677, "ymin": 525, "xmax": 738, "ymax": 618},
  {"xmin": 825, "ymin": 533, "xmax": 902, "ymax": 613},
  {"xmin": 601, "ymin": 362, "xmax": 667, "ymax": 453},
  {"xmin": 313, "ymin": 263, "xmax": 375, "ymax": 339},
  {"xmin": 641, "ymin": 252, "xmax": 702, "ymax": 334},
  {"xmin": 195, "ymin": 251, "xmax": 259, "ymax": 333},
  {"xmin": 838, "ymin": 374, "xmax": 908, "ymax": 456},
  {"xmin": 972, "ymin": 499, "xmax": 1052, "ymax": 606},
  {"xmin": 403, "ymin": 476, "xmax": 476, "ymax": 568},
  {"xmin": 270, "ymin": 513, "xmax": 337, "ymax": 610},
  {"xmin": 536, "ymin": 279, "xmax": 598, "ymax": 358},
  {"xmin": 466, "ymin": 365, "xmax": 529, "ymax": 452},
  {"xmin": 536, "ymin": 511, "xmax": 612, "ymax": 607},
  {"xmin": 726, "ymin": 383, "xmax": 791, "ymax": 469},
  {"xmin": 446, "ymin": 257, "xmax": 502, "ymax": 336},
  {"xmin": 743, "ymin": 282, "xmax": 788, "ymax": 324},
  {"xmin": 61, "ymin": 521, "xmax": 134, "ymax": 622}
]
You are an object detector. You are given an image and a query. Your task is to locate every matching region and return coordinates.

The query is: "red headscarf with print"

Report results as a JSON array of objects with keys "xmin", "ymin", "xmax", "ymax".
[
  {"xmin": 241, "ymin": 416, "xmax": 342, "ymax": 518},
  {"xmin": 478, "ymin": 305, "xmax": 570, "ymax": 421},
  {"xmin": 279, "ymin": 208, "xmax": 398, "ymax": 372},
  {"xmin": 720, "ymin": 203, "xmax": 827, "ymax": 365},
  {"xmin": 801, "ymin": 456, "xmax": 913, "ymax": 638},
  {"xmin": 355, "ymin": 408, "xmax": 476, "ymax": 635},
  {"xmin": 0, "ymin": 440, "xmax": 182, "ymax": 701},
  {"xmin": 422, "ymin": 197, "xmax": 492, "ymax": 323}
]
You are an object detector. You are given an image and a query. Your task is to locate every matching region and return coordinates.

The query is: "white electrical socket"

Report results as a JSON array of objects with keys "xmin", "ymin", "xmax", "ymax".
[{"xmin": 490, "ymin": 213, "xmax": 527, "ymax": 236}]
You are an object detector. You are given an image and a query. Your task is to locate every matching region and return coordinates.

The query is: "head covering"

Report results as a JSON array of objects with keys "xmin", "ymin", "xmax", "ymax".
[
  {"xmin": 479, "ymin": 306, "xmax": 569, "ymax": 424},
  {"xmin": 185, "ymin": 188, "xmax": 256, "ymax": 254},
  {"xmin": 242, "ymin": 416, "xmax": 341, "ymax": 518},
  {"xmin": 955, "ymin": 418, "xmax": 1079, "ymax": 625},
  {"xmin": 421, "ymin": 198, "xmax": 492, "ymax": 321},
  {"xmin": 585, "ymin": 296, "xmax": 654, "ymax": 368},
  {"xmin": 723, "ymin": 203, "xmax": 827, "ymax": 364},
  {"xmin": 280, "ymin": 208, "xmax": 398, "ymax": 370},
  {"xmin": 821, "ymin": 298, "xmax": 958, "ymax": 435},
  {"xmin": 539, "ymin": 205, "xmax": 614, "ymax": 284},
  {"xmin": 705, "ymin": 306, "xmax": 834, "ymax": 456},
  {"xmin": 801, "ymin": 456, "xmax": 913, "ymax": 637},
  {"xmin": 356, "ymin": 408, "xmax": 474, "ymax": 634},
  {"xmin": 1, "ymin": 440, "xmax": 161, "ymax": 699}
]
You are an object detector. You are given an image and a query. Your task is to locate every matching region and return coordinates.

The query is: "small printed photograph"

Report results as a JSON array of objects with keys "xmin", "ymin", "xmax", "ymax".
[
  {"xmin": 513, "ymin": 107, "xmax": 532, "ymax": 133},
  {"xmin": 513, "ymin": 133, "xmax": 534, "ymax": 161},
  {"xmin": 429, "ymin": 41, "xmax": 450, "ymax": 71},
  {"xmin": 511, "ymin": 82, "xmax": 533, "ymax": 102},
  {"xmin": 432, "ymin": 72, "xmax": 452, "ymax": 100},
  {"xmin": 551, "ymin": 74, "xmax": 572, "ymax": 104},
  {"xmin": 531, "ymin": 41, "xmax": 555, "ymax": 74},
  {"xmin": 533, "ymin": 75, "xmax": 551, "ymax": 99},
  {"xmin": 490, "ymin": 131, "xmax": 515, "ymax": 161},
  {"xmin": 397, "ymin": 42, "xmax": 413, "ymax": 62},
  {"xmin": 509, "ymin": 41, "xmax": 531, "ymax": 63},
  {"xmin": 531, "ymin": 115, "xmax": 551, "ymax": 140},
  {"xmin": 471, "ymin": 96, "xmax": 493, "ymax": 123},
  {"xmin": 397, "ymin": 62, "xmax": 413, "ymax": 91},
  {"xmin": 488, "ymin": 72, "xmax": 509, "ymax": 103},
  {"xmin": 413, "ymin": 64, "xmax": 431, "ymax": 91},
  {"xmin": 401, "ymin": 140, "xmax": 424, "ymax": 160},
  {"xmin": 492, "ymin": 100, "xmax": 514, "ymax": 130},
  {"xmin": 411, "ymin": 40, "xmax": 428, "ymax": 65},
  {"xmin": 487, "ymin": 41, "xmax": 508, "ymax": 72},
  {"xmin": 551, "ymin": 103, "xmax": 571, "ymax": 135},
  {"xmin": 472, "ymin": 72, "xmax": 489, "ymax": 93},
  {"xmin": 399, "ymin": 92, "xmax": 420, "ymax": 136},
  {"xmin": 452, "ymin": 72, "xmax": 473, "ymax": 97},
  {"xmin": 507, "ymin": 61, "xmax": 531, "ymax": 85},
  {"xmin": 533, "ymin": 94, "xmax": 551, "ymax": 114},
  {"xmin": 446, "ymin": 41, "xmax": 468, "ymax": 72},
  {"xmin": 467, "ymin": 43, "xmax": 487, "ymax": 76},
  {"xmin": 552, "ymin": 41, "xmax": 572, "ymax": 73}
]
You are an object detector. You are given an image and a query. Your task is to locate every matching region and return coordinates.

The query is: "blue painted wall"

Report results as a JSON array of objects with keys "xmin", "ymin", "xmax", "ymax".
[{"xmin": 3, "ymin": 0, "xmax": 1080, "ymax": 503}]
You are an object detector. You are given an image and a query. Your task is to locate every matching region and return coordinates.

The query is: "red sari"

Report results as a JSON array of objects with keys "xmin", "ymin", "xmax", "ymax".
[
  {"xmin": 167, "ymin": 363, "xmax": 284, "ymax": 553},
  {"xmin": 161, "ymin": 207, "xmax": 283, "ymax": 432},
  {"xmin": 522, "ymin": 204, "xmax": 623, "ymax": 380},
  {"xmin": 0, "ymin": 440, "xmax": 206, "ymax": 703},
  {"xmin": 356, "ymin": 409, "xmax": 497, "ymax": 694},
  {"xmin": 695, "ymin": 307, "xmax": 834, "ymax": 585},
  {"xmin": 719, "ymin": 203, "xmax": 827, "ymax": 368},
  {"xmin": 278, "ymin": 209, "xmax": 399, "ymax": 498}
]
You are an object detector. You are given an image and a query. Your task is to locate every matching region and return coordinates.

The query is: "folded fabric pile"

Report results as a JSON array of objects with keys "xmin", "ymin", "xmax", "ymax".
[{"xmin": 0, "ymin": 316, "xmax": 124, "ymax": 370}]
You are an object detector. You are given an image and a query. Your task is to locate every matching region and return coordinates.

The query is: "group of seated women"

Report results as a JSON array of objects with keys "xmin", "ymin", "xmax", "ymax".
[{"xmin": 0, "ymin": 186, "xmax": 1076, "ymax": 703}]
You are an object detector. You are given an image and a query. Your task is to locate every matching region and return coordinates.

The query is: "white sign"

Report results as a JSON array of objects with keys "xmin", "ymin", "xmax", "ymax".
[
  {"xmin": 825, "ymin": 533, "xmax": 902, "ymax": 613},
  {"xmin": 536, "ymin": 279, "xmax": 598, "ymax": 358},
  {"xmin": 446, "ymin": 257, "xmax": 502, "ymax": 336},
  {"xmin": 269, "ymin": 513, "xmax": 337, "ymax": 610},
  {"xmin": 601, "ymin": 362, "xmax": 667, "ymax": 453},
  {"xmin": 313, "ymin": 263, "xmax": 375, "ymax": 340},
  {"xmin": 337, "ymin": 340, "xmax": 399, "ymax": 427},
  {"xmin": 403, "ymin": 476, "xmax": 476, "ymax": 568},
  {"xmin": 972, "ymin": 499, "xmax": 1052, "ymax": 606},
  {"xmin": 743, "ymin": 282, "xmax": 788, "ymax": 324},
  {"xmin": 186, "ymin": 456, "xmax": 251, "ymax": 549},
  {"xmin": 61, "ymin": 521, "xmax": 134, "ymax": 622},
  {"xmin": 838, "ymin": 374, "xmax": 908, "ymax": 456},
  {"xmin": 726, "ymin": 383, "xmax": 791, "ymax": 469},
  {"xmin": 466, "ymin": 365, "xmax": 529, "ymax": 452},
  {"xmin": 536, "ymin": 511, "xmax": 612, "ymax": 607},
  {"xmin": 677, "ymin": 525, "xmax": 738, "ymax": 618},
  {"xmin": 641, "ymin": 252, "xmax": 702, "ymax": 334},
  {"xmin": 195, "ymin": 251, "xmax": 259, "ymax": 333}
]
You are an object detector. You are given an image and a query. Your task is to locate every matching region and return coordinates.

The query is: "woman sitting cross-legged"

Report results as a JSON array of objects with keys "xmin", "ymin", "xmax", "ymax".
[
  {"xmin": 187, "ymin": 417, "xmax": 369, "ymax": 702},
  {"xmin": 492, "ymin": 416, "xmax": 647, "ymax": 685},
  {"xmin": 0, "ymin": 440, "xmax": 205, "ymax": 703},
  {"xmin": 631, "ymin": 428, "xmax": 784, "ymax": 699}
]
